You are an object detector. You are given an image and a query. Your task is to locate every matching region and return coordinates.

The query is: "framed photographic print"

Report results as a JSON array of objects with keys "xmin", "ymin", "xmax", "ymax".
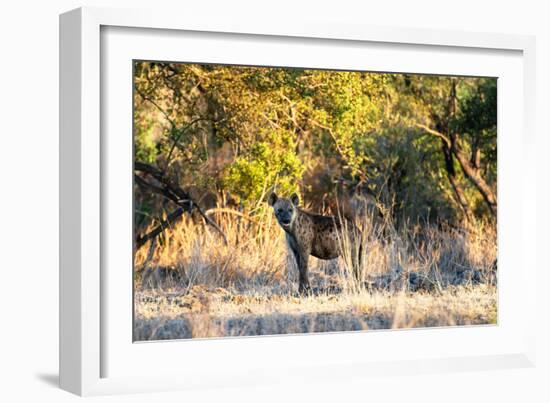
[{"xmin": 60, "ymin": 6, "xmax": 537, "ymax": 396}]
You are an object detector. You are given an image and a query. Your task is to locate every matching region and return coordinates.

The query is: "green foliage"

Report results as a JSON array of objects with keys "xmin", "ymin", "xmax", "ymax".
[
  {"xmin": 134, "ymin": 114, "xmax": 158, "ymax": 164},
  {"xmin": 455, "ymin": 78, "xmax": 497, "ymax": 179},
  {"xmin": 355, "ymin": 126, "xmax": 455, "ymax": 221},
  {"xmin": 304, "ymin": 71, "xmax": 386, "ymax": 178},
  {"xmin": 223, "ymin": 128, "xmax": 304, "ymax": 204},
  {"xmin": 133, "ymin": 61, "xmax": 497, "ymax": 225}
]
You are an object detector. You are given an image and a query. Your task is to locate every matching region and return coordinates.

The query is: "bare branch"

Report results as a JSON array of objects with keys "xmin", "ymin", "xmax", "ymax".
[
  {"xmin": 205, "ymin": 208, "xmax": 259, "ymax": 224},
  {"xmin": 414, "ymin": 123, "xmax": 452, "ymax": 148},
  {"xmin": 164, "ymin": 117, "xmax": 210, "ymax": 171},
  {"xmin": 134, "ymin": 162, "xmax": 228, "ymax": 248},
  {"xmin": 135, "ymin": 87, "xmax": 177, "ymax": 129},
  {"xmin": 136, "ymin": 208, "xmax": 185, "ymax": 249}
]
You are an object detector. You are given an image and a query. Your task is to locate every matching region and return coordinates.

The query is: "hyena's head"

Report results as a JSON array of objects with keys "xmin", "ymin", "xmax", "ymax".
[{"xmin": 268, "ymin": 192, "xmax": 300, "ymax": 229}]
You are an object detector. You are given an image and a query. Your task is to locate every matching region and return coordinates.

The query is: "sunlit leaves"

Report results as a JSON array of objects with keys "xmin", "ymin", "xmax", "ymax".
[
  {"xmin": 223, "ymin": 128, "xmax": 305, "ymax": 204},
  {"xmin": 133, "ymin": 61, "xmax": 497, "ymax": 222}
]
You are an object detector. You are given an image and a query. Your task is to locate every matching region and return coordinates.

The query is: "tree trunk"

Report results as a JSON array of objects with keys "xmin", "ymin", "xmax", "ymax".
[
  {"xmin": 450, "ymin": 140, "xmax": 497, "ymax": 217},
  {"xmin": 441, "ymin": 142, "xmax": 473, "ymax": 222},
  {"xmin": 134, "ymin": 162, "xmax": 228, "ymax": 249}
]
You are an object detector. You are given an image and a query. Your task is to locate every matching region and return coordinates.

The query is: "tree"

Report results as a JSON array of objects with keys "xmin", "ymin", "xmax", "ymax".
[
  {"xmin": 392, "ymin": 75, "xmax": 497, "ymax": 220},
  {"xmin": 133, "ymin": 61, "xmax": 497, "ymax": 235}
]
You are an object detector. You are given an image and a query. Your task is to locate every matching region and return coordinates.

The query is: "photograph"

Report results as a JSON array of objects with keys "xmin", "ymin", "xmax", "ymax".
[{"xmin": 132, "ymin": 61, "xmax": 498, "ymax": 341}]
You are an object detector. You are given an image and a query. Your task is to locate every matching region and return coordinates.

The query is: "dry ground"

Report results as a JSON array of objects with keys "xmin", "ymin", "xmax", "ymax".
[{"xmin": 133, "ymin": 209, "xmax": 497, "ymax": 341}]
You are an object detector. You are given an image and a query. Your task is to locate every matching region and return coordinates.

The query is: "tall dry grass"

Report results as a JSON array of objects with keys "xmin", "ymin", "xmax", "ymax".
[
  {"xmin": 136, "ymin": 208, "xmax": 290, "ymax": 292},
  {"xmin": 136, "ymin": 207, "xmax": 496, "ymax": 292},
  {"xmin": 134, "ymin": 207, "xmax": 497, "ymax": 340}
]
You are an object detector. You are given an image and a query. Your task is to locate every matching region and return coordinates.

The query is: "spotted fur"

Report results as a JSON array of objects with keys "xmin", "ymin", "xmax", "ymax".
[{"xmin": 268, "ymin": 192, "xmax": 362, "ymax": 294}]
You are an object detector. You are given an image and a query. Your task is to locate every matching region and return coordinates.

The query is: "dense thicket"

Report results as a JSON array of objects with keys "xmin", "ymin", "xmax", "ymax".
[{"xmin": 134, "ymin": 62, "xmax": 496, "ymax": 229}]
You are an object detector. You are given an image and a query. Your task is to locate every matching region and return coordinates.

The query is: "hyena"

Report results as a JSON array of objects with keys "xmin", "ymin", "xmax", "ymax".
[{"xmin": 268, "ymin": 192, "xmax": 362, "ymax": 294}]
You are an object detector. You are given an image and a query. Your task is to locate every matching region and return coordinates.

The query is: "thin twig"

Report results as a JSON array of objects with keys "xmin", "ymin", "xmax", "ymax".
[
  {"xmin": 135, "ymin": 87, "xmax": 177, "ymax": 129},
  {"xmin": 414, "ymin": 123, "xmax": 452, "ymax": 148},
  {"xmin": 134, "ymin": 161, "xmax": 228, "ymax": 248},
  {"xmin": 164, "ymin": 117, "xmax": 209, "ymax": 171}
]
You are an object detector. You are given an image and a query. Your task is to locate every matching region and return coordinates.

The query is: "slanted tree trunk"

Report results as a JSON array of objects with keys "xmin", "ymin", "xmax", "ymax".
[
  {"xmin": 134, "ymin": 162, "xmax": 228, "ymax": 251},
  {"xmin": 416, "ymin": 79, "xmax": 496, "ymax": 220},
  {"xmin": 441, "ymin": 142, "xmax": 474, "ymax": 222},
  {"xmin": 416, "ymin": 124, "xmax": 497, "ymax": 219},
  {"xmin": 450, "ymin": 138, "xmax": 497, "ymax": 217}
]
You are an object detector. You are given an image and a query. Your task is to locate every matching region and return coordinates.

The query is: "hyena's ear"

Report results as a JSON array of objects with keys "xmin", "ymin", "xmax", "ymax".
[
  {"xmin": 290, "ymin": 193, "xmax": 300, "ymax": 207},
  {"xmin": 268, "ymin": 193, "xmax": 278, "ymax": 206}
]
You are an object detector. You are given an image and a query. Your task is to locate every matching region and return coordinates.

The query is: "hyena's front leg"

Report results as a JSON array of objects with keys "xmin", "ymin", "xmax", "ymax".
[
  {"xmin": 297, "ymin": 249, "xmax": 311, "ymax": 295},
  {"xmin": 289, "ymin": 245, "xmax": 311, "ymax": 295},
  {"xmin": 299, "ymin": 253, "xmax": 311, "ymax": 294}
]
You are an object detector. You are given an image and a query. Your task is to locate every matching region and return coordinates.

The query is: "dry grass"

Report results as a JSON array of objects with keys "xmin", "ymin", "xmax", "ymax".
[{"xmin": 134, "ymin": 208, "xmax": 497, "ymax": 341}]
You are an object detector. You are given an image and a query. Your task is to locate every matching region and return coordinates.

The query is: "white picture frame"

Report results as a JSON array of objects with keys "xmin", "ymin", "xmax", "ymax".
[{"xmin": 59, "ymin": 6, "xmax": 537, "ymax": 396}]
